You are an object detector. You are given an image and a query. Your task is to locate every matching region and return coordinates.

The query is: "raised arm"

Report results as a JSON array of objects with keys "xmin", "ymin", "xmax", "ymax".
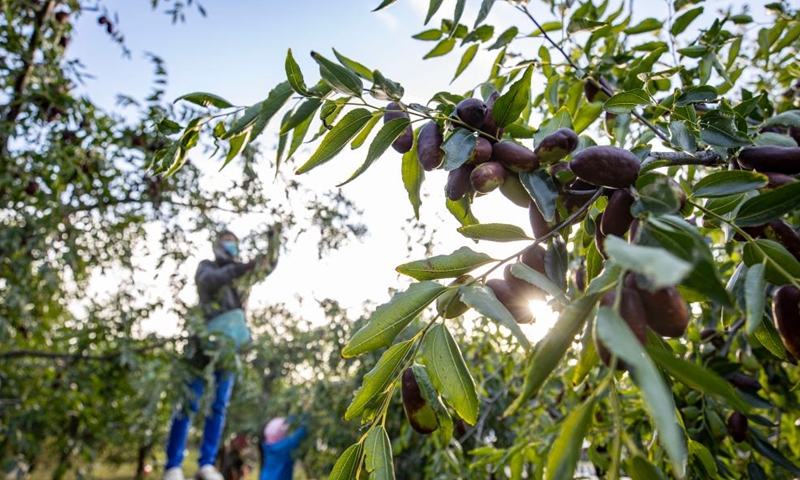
[{"xmin": 196, "ymin": 259, "xmax": 253, "ymax": 293}]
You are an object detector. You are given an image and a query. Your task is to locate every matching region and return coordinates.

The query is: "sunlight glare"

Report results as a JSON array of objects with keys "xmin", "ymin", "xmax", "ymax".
[{"xmin": 520, "ymin": 299, "xmax": 560, "ymax": 343}]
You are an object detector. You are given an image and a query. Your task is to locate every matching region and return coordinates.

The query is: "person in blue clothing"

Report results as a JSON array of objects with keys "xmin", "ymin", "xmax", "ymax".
[
  {"xmin": 164, "ymin": 228, "xmax": 280, "ymax": 480},
  {"xmin": 260, "ymin": 417, "xmax": 308, "ymax": 480}
]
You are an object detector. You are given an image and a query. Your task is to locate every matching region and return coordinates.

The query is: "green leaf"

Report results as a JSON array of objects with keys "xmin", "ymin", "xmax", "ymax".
[
  {"xmin": 442, "ymin": 128, "xmax": 478, "ymax": 171},
  {"xmin": 446, "ymin": 197, "xmax": 479, "ymax": 227},
  {"xmin": 763, "ymin": 110, "xmax": 800, "ymax": 128},
  {"xmin": 350, "ymin": 112, "xmax": 383, "ymax": 149},
  {"xmin": 344, "ymin": 338, "xmax": 415, "ymax": 421},
  {"xmin": 688, "ymin": 440, "xmax": 718, "ymax": 478},
  {"xmin": 488, "ymin": 26, "xmax": 518, "ymax": 50},
  {"xmin": 671, "ymin": 7, "xmax": 704, "ymax": 35},
  {"xmin": 773, "ymin": 21, "xmax": 800, "ymax": 53},
  {"xmin": 424, "ymin": 37, "xmax": 456, "ymax": 59},
  {"xmin": 509, "ymin": 263, "xmax": 569, "ymax": 305},
  {"xmin": 519, "ymin": 170, "xmax": 559, "ymax": 223},
  {"xmin": 573, "ymin": 101, "xmax": 604, "ymax": 134},
  {"xmin": 735, "ymin": 182, "xmax": 800, "ymax": 226},
  {"xmin": 755, "ymin": 132, "xmax": 799, "ymax": 147},
  {"xmin": 568, "ymin": 18, "xmax": 607, "ymax": 33},
  {"xmin": 457, "ymin": 223, "xmax": 532, "ymax": 242},
  {"xmin": 624, "ymin": 18, "xmax": 663, "ymax": 35},
  {"xmin": 544, "ymin": 397, "xmax": 596, "ymax": 480},
  {"xmin": 223, "ymin": 82, "xmax": 293, "ymax": 139},
  {"xmin": 296, "ymin": 108, "xmax": 373, "ymax": 175},
  {"xmin": 370, "ymin": 70, "xmax": 405, "ymax": 102},
  {"xmin": 505, "ymin": 294, "xmax": 599, "ymax": 416},
  {"xmin": 311, "ymin": 51, "xmax": 363, "ymax": 97},
  {"xmin": 420, "ymin": 324, "xmax": 479, "ymax": 425},
  {"xmin": 328, "ymin": 444, "xmax": 362, "ymax": 480},
  {"xmin": 286, "ymin": 110, "xmax": 313, "ymax": 160},
  {"xmin": 745, "ymin": 263, "xmax": 767, "ymax": 335},
  {"xmin": 532, "ymin": 108, "xmax": 573, "ymax": 145},
  {"xmin": 174, "ymin": 92, "xmax": 233, "ymax": 109},
  {"xmin": 339, "ymin": 117, "xmax": 410, "ymax": 186},
  {"xmin": 364, "ymin": 426, "xmax": 395, "ymax": 480},
  {"xmin": 699, "ymin": 111, "xmax": 751, "ymax": 148},
  {"xmin": 412, "ymin": 364, "xmax": 453, "ymax": 444},
  {"xmin": 646, "ymin": 346, "xmax": 750, "ymax": 411},
  {"xmin": 692, "ymin": 170, "xmax": 768, "ymax": 198},
  {"xmin": 373, "ymin": 0, "xmax": 399, "ymax": 11},
  {"xmin": 413, "ymin": 29, "xmax": 443, "ymax": 41},
  {"xmin": 678, "ymin": 45, "xmax": 708, "ymax": 58},
  {"xmin": 742, "ymin": 239, "xmax": 800, "ymax": 286},
  {"xmin": 753, "ymin": 316, "xmax": 787, "ymax": 359},
  {"xmin": 280, "ymin": 98, "xmax": 323, "ymax": 135},
  {"xmin": 462, "ymin": 24, "xmax": 494, "ymax": 44},
  {"xmin": 221, "ymin": 131, "xmax": 250, "ymax": 168},
  {"xmin": 459, "ymin": 285, "xmax": 532, "ymax": 352},
  {"xmin": 343, "ymin": 282, "xmax": 446, "ymax": 357},
  {"xmin": 635, "ymin": 174, "xmax": 683, "ymax": 215},
  {"xmin": 396, "ymin": 247, "xmax": 495, "ymax": 281},
  {"xmin": 604, "ymin": 236, "xmax": 692, "ymax": 289},
  {"xmin": 675, "ymin": 85, "xmax": 718, "ymax": 107},
  {"xmin": 626, "ymin": 454, "xmax": 668, "ymax": 480},
  {"xmin": 285, "ymin": 49, "xmax": 311, "ymax": 96},
  {"xmin": 474, "ymin": 0, "xmax": 495, "ymax": 27},
  {"xmin": 492, "ymin": 65, "xmax": 533, "ymax": 128},
  {"xmin": 596, "ymin": 308, "xmax": 686, "ymax": 477},
  {"xmin": 402, "ymin": 128, "xmax": 424, "ymax": 219},
  {"xmin": 451, "ymin": 0, "xmax": 466, "ymax": 36},
  {"xmin": 425, "ymin": 0, "xmax": 444, "ymax": 25},
  {"xmin": 603, "ymin": 89, "xmax": 651, "ymax": 114},
  {"xmin": 750, "ymin": 433, "xmax": 800, "ymax": 475},
  {"xmin": 333, "ymin": 48, "xmax": 374, "ymax": 81},
  {"xmin": 453, "ymin": 44, "xmax": 479, "ymax": 82}
]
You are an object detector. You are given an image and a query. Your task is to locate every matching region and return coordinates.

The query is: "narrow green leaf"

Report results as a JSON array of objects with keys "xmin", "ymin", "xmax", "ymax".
[
  {"xmin": 504, "ymin": 294, "xmax": 599, "ymax": 417},
  {"xmin": 396, "ymin": 247, "xmax": 495, "ymax": 281},
  {"xmin": 373, "ymin": 0, "xmax": 399, "ymax": 12},
  {"xmin": 605, "ymin": 236, "xmax": 692, "ymax": 289},
  {"xmin": 689, "ymin": 440, "xmax": 718, "ymax": 478},
  {"xmin": 671, "ymin": 7, "xmax": 704, "ymax": 36},
  {"xmin": 646, "ymin": 346, "xmax": 751, "ymax": 412},
  {"xmin": 745, "ymin": 263, "xmax": 767, "ymax": 335},
  {"xmin": 420, "ymin": 324, "xmax": 479, "ymax": 425},
  {"xmin": 763, "ymin": 110, "xmax": 800, "ymax": 128},
  {"xmin": 459, "ymin": 285, "xmax": 532, "ymax": 352},
  {"xmin": 221, "ymin": 131, "xmax": 250, "ymax": 168},
  {"xmin": 339, "ymin": 117, "xmax": 410, "ymax": 186},
  {"xmin": 750, "ymin": 433, "xmax": 800, "ymax": 475},
  {"xmin": 413, "ymin": 29, "xmax": 443, "ymax": 41},
  {"xmin": 624, "ymin": 18, "xmax": 663, "ymax": 35},
  {"xmin": 735, "ymin": 182, "xmax": 800, "ymax": 226},
  {"xmin": 412, "ymin": 364, "xmax": 453, "ymax": 444},
  {"xmin": 425, "ymin": 0, "xmax": 444, "ymax": 25},
  {"xmin": 626, "ymin": 454, "xmax": 668, "ymax": 480},
  {"xmin": 699, "ymin": 111, "xmax": 751, "ymax": 147},
  {"xmin": 493, "ymin": 65, "xmax": 533, "ymax": 128},
  {"xmin": 350, "ymin": 112, "xmax": 383, "ymax": 149},
  {"xmin": 568, "ymin": 18, "xmax": 607, "ymax": 33},
  {"xmin": 457, "ymin": 223, "xmax": 532, "ymax": 242},
  {"xmin": 442, "ymin": 128, "xmax": 478, "ymax": 171},
  {"xmin": 573, "ymin": 101, "xmax": 604, "ymax": 134},
  {"xmin": 296, "ymin": 108, "xmax": 373, "ymax": 175},
  {"xmin": 285, "ymin": 49, "xmax": 311, "ymax": 96},
  {"xmin": 370, "ymin": 70, "xmax": 405, "ymax": 102},
  {"xmin": 675, "ymin": 85, "xmax": 718, "ymax": 107},
  {"xmin": 509, "ymin": 263, "xmax": 569, "ymax": 305},
  {"xmin": 333, "ymin": 48, "xmax": 374, "ymax": 81},
  {"xmin": 280, "ymin": 98, "xmax": 322, "ymax": 135},
  {"xmin": 519, "ymin": 170, "xmax": 559, "ymax": 223},
  {"xmin": 597, "ymin": 308, "xmax": 686, "ymax": 477},
  {"xmin": 174, "ymin": 92, "xmax": 233, "ymax": 109},
  {"xmin": 402, "ymin": 130, "xmax": 424, "ymax": 219},
  {"xmin": 451, "ymin": 0, "xmax": 466, "ymax": 36},
  {"xmin": 532, "ymin": 108, "xmax": 573, "ymax": 145},
  {"xmin": 311, "ymin": 51, "xmax": 363, "ymax": 97},
  {"xmin": 692, "ymin": 170, "xmax": 767, "ymax": 198},
  {"xmin": 343, "ymin": 281, "xmax": 446, "ymax": 358},
  {"xmin": 603, "ymin": 89, "xmax": 651, "ymax": 114},
  {"xmin": 742, "ymin": 239, "xmax": 800, "ymax": 286},
  {"xmin": 544, "ymin": 397, "xmax": 596, "ymax": 480},
  {"xmin": 223, "ymin": 82, "xmax": 293, "ymax": 139},
  {"xmin": 453, "ymin": 44, "xmax": 479, "ymax": 82},
  {"xmin": 424, "ymin": 37, "xmax": 456, "ymax": 59},
  {"xmin": 345, "ymin": 339, "xmax": 414, "ymax": 421},
  {"xmin": 755, "ymin": 132, "xmax": 799, "ymax": 147},
  {"xmin": 753, "ymin": 316, "xmax": 787, "ymax": 359},
  {"xmin": 328, "ymin": 443, "xmax": 362, "ymax": 480},
  {"xmin": 488, "ymin": 26, "xmax": 518, "ymax": 50},
  {"xmin": 286, "ymin": 111, "xmax": 313, "ymax": 160},
  {"xmin": 364, "ymin": 426, "xmax": 395, "ymax": 480},
  {"xmin": 275, "ymin": 110, "xmax": 292, "ymax": 172},
  {"xmin": 773, "ymin": 22, "xmax": 800, "ymax": 53},
  {"xmin": 474, "ymin": 0, "xmax": 495, "ymax": 27},
  {"xmin": 447, "ymin": 197, "xmax": 479, "ymax": 227}
]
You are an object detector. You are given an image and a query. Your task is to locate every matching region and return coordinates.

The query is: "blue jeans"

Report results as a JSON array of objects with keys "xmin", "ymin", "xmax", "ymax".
[{"xmin": 165, "ymin": 371, "xmax": 235, "ymax": 468}]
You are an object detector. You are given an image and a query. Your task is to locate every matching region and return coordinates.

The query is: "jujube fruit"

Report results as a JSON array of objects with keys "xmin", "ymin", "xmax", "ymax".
[
  {"xmin": 600, "ymin": 189, "xmax": 635, "ymax": 238},
  {"xmin": 521, "ymin": 244, "xmax": 547, "ymax": 274},
  {"xmin": 596, "ymin": 287, "xmax": 648, "ymax": 369},
  {"xmin": 486, "ymin": 278, "xmax": 533, "ymax": 324},
  {"xmin": 417, "ymin": 121, "xmax": 444, "ymax": 171},
  {"xmin": 534, "ymin": 128, "xmax": 579, "ymax": 166},
  {"xmin": 401, "ymin": 368, "xmax": 439, "ymax": 434},
  {"xmin": 529, "ymin": 200, "xmax": 556, "ymax": 239},
  {"xmin": 727, "ymin": 372, "xmax": 761, "ymax": 392},
  {"xmin": 384, "ymin": 102, "xmax": 414, "ymax": 153},
  {"xmin": 479, "ymin": 91, "xmax": 502, "ymax": 141},
  {"xmin": 499, "ymin": 173, "xmax": 531, "ymax": 208},
  {"xmin": 763, "ymin": 172, "xmax": 796, "ymax": 190},
  {"xmin": 470, "ymin": 162, "xmax": 507, "ymax": 194},
  {"xmin": 467, "ymin": 136, "xmax": 493, "ymax": 164},
  {"xmin": 772, "ymin": 284, "xmax": 800, "ymax": 358},
  {"xmin": 456, "ymin": 98, "xmax": 488, "ymax": 130},
  {"xmin": 584, "ymin": 76, "xmax": 612, "ymax": 103},
  {"xmin": 445, "ymin": 164, "xmax": 473, "ymax": 201},
  {"xmin": 503, "ymin": 264, "xmax": 544, "ymax": 301},
  {"xmin": 726, "ymin": 411, "xmax": 748, "ymax": 443},
  {"xmin": 737, "ymin": 146, "xmax": 800, "ymax": 174},
  {"xmin": 569, "ymin": 145, "xmax": 641, "ymax": 188},
  {"xmin": 594, "ymin": 212, "xmax": 607, "ymax": 258},
  {"xmin": 491, "ymin": 140, "xmax": 539, "ymax": 172},
  {"xmin": 625, "ymin": 274, "xmax": 689, "ymax": 338}
]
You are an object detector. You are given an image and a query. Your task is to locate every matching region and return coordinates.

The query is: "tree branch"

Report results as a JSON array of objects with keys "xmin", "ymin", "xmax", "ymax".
[
  {"xmin": 641, "ymin": 150, "xmax": 727, "ymax": 169},
  {"xmin": 0, "ymin": 338, "xmax": 175, "ymax": 361},
  {"xmin": 517, "ymin": 5, "xmax": 672, "ymax": 145},
  {"xmin": 0, "ymin": 0, "xmax": 59, "ymax": 156}
]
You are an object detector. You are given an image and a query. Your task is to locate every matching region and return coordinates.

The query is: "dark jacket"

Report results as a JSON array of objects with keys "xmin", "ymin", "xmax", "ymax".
[{"xmin": 196, "ymin": 259, "xmax": 253, "ymax": 322}]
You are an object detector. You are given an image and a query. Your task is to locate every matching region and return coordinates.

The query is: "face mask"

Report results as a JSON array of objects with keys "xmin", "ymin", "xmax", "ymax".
[{"xmin": 221, "ymin": 240, "xmax": 239, "ymax": 258}]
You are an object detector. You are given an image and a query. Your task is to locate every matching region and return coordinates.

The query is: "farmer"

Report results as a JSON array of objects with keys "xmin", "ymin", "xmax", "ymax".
[
  {"xmin": 260, "ymin": 417, "xmax": 308, "ymax": 480},
  {"xmin": 164, "ymin": 227, "xmax": 280, "ymax": 480}
]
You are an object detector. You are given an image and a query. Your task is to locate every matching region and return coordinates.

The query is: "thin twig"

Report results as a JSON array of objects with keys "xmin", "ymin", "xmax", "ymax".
[
  {"xmin": 517, "ymin": 5, "xmax": 672, "ymax": 145},
  {"xmin": 720, "ymin": 317, "xmax": 746, "ymax": 358},
  {"xmin": 641, "ymin": 150, "xmax": 726, "ymax": 169}
]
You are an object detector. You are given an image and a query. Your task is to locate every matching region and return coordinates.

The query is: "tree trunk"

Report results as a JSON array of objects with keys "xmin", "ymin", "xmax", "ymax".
[{"xmin": 135, "ymin": 442, "xmax": 153, "ymax": 480}]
